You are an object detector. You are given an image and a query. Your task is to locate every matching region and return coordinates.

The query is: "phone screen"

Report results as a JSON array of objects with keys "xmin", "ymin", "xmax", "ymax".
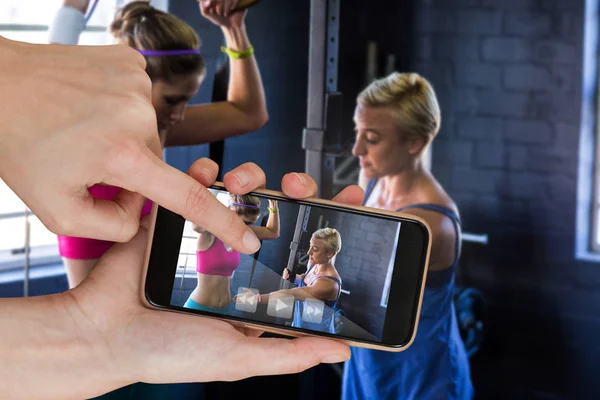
[{"xmin": 165, "ymin": 188, "xmax": 408, "ymax": 343}]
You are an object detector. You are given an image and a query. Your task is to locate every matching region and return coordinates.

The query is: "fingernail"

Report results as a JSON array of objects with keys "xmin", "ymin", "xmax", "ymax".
[
  {"xmin": 292, "ymin": 172, "xmax": 306, "ymax": 186},
  {"xmin": 243, "ymin": 229, "xmax": 261, "ymax": 252},
  {"xmin": 321, "ymin": 354, "xmax": 350, "ymax": 364},
  {"xmin": 234, "ymin": 171, "xmax": 250, "ymax": 187}
]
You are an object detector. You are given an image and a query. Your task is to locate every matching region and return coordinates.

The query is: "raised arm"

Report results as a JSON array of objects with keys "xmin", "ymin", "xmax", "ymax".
[
  {"xmin": 165, "ymin": 4, "xmax": 268, "ymax": 147},
  {"xmin": 250, "ymin": 200, "xmax": 280, "ymax": 240},
  {"xmin": 63, "ymin": 0, "xmax": 90, "ymax": 14},
  {"xmin": 48, "ymin": 1, "xmax": 89, "ymax": 45}
]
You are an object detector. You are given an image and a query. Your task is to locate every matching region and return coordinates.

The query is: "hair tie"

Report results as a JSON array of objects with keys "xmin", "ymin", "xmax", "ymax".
[
  {"xmin": 230, "ymin": 202, "xmax": 260, "ymax": 209},
  {"xmin": 136, "ymin": 49, "xmax": 201, "ymax": 57}
]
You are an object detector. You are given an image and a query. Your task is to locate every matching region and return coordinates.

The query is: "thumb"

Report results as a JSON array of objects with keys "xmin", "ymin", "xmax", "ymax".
[
  {"xmin": 69, "ymin": 188, "xmax": 146, "ymax": 242},
  {"xmin": 223, "ymin": 336, "xmax": 350, "ymax": 380}
]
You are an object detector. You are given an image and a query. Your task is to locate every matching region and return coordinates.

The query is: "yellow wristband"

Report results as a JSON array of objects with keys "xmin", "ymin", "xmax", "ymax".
[
  {"xmin": 221, "ymin": 45, "xmax": 254, "ymax": 59},
  {"xmin": 268, "ymin": 207, "xmax": 279, "ymax": 213}
]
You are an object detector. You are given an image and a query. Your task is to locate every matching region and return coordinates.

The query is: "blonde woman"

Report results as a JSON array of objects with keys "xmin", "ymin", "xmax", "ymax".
[
  {"xmin": 342, "ymin": 73, "xmax": 473, "ymax": 399},
  {"xmin": 237, "ymin": 228, "xmax": 343, "ymax": 334}
]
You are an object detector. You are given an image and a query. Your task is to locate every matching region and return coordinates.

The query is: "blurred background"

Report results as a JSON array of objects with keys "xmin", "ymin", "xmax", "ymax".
[{"xmin": 0, "ymin": 0, "xmax": 597, "ymax": 399}]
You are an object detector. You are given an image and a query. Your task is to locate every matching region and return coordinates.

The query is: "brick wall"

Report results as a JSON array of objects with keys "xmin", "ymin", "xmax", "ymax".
[{"xmin": 412, "ymin": 1, "xmax": 597, "ymax": 398}]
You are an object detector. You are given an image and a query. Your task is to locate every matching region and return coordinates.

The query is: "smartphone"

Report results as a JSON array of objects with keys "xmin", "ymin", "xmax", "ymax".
[{"xmin": 142, "ymin": 183, "xmax": 431, "ymax": 352}]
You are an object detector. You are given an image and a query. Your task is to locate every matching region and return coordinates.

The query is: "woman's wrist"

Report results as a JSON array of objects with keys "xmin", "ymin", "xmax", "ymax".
[{"xmin": 222, "ymin": 24, "xmax": 251, "ymax": 53}]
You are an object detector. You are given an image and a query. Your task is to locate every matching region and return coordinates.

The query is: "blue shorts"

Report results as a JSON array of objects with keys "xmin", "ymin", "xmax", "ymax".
[{"xmin": 183, "ymin": 297, "xmax": 235, "ymax": 316}]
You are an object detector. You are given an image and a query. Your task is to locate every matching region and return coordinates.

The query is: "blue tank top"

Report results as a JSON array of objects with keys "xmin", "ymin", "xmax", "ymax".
[
  {"xmin": 342, "ymin": 180, "xmax": 474, "ymax": 400},
  {"xmin": 292, "ymin": 264, "xmax": 342, "ymax": 334}
]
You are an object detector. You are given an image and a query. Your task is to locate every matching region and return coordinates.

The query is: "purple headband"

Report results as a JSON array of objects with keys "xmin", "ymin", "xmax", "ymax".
[
  {"xmin": 230, "ymin": 202, "xmax": 260, "ymax": 209},
  {"xmin": 136, "ymin": 49, "xmax": 201, "ymax": 57}
]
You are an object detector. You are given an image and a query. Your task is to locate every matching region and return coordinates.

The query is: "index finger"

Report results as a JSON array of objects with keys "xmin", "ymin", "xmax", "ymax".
[
  {"xmin": 281, "ymin": 173, "xmax": 364, "ymax": 205},
  {"xmin": 120, "ymin": 147, "xmax": 261, "ymax": 254}
]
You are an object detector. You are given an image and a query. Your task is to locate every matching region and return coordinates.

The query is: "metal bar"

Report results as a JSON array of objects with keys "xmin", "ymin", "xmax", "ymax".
[
  {"xmin": 284, "ymin": 206, "xmax": 310, "ymax": 289},
  {"xmin": 0, "ymin": 210, "xmax": 34, "ymax": 220},
  {"xmin": 305, "ymin": 0, "xmax": 327, "ymax": 196},
  {"xmin": 0, "ymin": 24, "xmax": 106, "ymax": 32},
  {"xmin": 325, "ymin": 0, "xmax": 340, "ymax": 94},
  {"xmin": 321, "ymin": 0, "xmax": 340, "ymax": 199},
  {"xmin": 461, "ymin": 233, "xmax": 489, "ymax": 245},
  {"xmin": 23, "ymin": 209, "xmax": 30, "ymax": 297}
]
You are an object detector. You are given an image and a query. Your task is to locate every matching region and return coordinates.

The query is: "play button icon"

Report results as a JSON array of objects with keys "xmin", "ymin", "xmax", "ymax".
[{"xmin": 267, "ymin": 294, "xmax": 294, "ymax": 319}]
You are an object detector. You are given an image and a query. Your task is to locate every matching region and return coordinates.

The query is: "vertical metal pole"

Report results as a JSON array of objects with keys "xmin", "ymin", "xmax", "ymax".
[
  {"xmin": 23, "ymin": 208, "xmax": 30, "ymax": 297},
  {"xmin": 322, "ymin": 0, "xmax": 340, "ymax": 199},
  {"xmin": 304, "ymin": 0, "xmax": 340, "ymax": 200},
  {"xmin": 283, "ymin": 206, "xmax": 311, "ymax": 289},
  {"xmin": 305, "ymin": 0, "xmax": 327, "ymax": 197}
]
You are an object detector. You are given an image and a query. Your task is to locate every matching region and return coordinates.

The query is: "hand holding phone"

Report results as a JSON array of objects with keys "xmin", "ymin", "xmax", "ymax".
[
  {"xmin": 143, "ymin": 167, "xmax": 431, "ymax": 352},
  {"xmin": 51, "ymin": 160, "xmax": 364, "ymax": 399}
]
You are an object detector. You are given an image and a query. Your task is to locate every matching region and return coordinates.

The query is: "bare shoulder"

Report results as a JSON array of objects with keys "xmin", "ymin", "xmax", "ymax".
[{"xmin": 403, "ymin": 179, "xmax": 460, "ymax": 271}]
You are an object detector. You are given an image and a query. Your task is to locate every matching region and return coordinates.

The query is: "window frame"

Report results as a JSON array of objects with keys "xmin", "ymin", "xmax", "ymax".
[{"xmin": 575, "ymin": 0, "xmax": 600, "ymax": 261}]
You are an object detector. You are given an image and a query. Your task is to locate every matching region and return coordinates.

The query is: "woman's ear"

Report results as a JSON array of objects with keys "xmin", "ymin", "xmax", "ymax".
[{"xmin": 408, "ymin": 136, "xmax": 426, "ymax": 156}]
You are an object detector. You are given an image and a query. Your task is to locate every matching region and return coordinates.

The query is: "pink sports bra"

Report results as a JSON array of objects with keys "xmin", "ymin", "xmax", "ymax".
[
  {"xmin": 57, "ymin": 185, "xmax": 152, "ymax": 260},
  {"xmin": 196, "ymin": 237, "xmax": 240, "ymax": 277}
]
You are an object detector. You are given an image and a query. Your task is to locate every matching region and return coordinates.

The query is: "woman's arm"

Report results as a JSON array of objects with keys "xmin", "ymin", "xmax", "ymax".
[
  {"xmin": 63, "ymin": 0, "xmax": 90, "ymax": 13},
  {"xmin": 403, "ymin": 207, "xmax": 459, "ymax": 272},
  {"xmin": 48, "ymin": 1, "xmax": 88, "ymax": 45},
  {"xmin": 250, "ymin": 200, "xmax": 279, "ymax": 240},
  {"xmin": 260, "ymin": 279, "xmax": 337, "ymax": 305},
  {"xmin": 165, "ymin": 9, "xmax": 268, "ymax": 147}
]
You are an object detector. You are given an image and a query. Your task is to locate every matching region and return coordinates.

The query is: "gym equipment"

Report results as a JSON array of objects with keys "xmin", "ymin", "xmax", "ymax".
[
  {"xmin": 247, "ymin": 212, "xmax": 269, "ymax": 287},
  {"xmin": 303, "ymin": 0, "xmax": 342, "ymax": 199},
  {"xmin": 234, "ymin": 0, "xmax": 262, "ymax": 12},
  {"xmin": 454, "ymin": 287, "xmax": 486, "ymax": 358},
  {"xmin": 210, "ymin": 55, "xmax": 230, "ymax": 181}
]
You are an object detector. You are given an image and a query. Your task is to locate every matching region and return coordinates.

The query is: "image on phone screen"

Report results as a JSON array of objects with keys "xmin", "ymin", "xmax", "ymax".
[{"xmin": 168, "ymin": 188, "xmax": 403, "ymax": 343}]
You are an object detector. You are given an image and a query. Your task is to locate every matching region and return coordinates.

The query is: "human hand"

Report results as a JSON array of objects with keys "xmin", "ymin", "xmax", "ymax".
[
  {"xmin": 63, "ymin": 0, "xmax": 91, "ymax": 14},
  {"xmin": 60, "ymin": 161, "xmax": 362, "ymax": 396},
  {"xmin": 283, "ymin": 268, "xmax": 290, "ymax": 280},
  {"xmin": 268, "ymin": 199, "xmax": 278, "ymax": 210},
  {"xmin": 232, "ymin": 287, "xmax": 255, "ymax": 304},
  {"xmin": 0, "ymin": 37, "xmax": 259, "ymax": 254},
  {"xmin": 198, "ymin": 0, "xmax": 246, "ymax": 29}
]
